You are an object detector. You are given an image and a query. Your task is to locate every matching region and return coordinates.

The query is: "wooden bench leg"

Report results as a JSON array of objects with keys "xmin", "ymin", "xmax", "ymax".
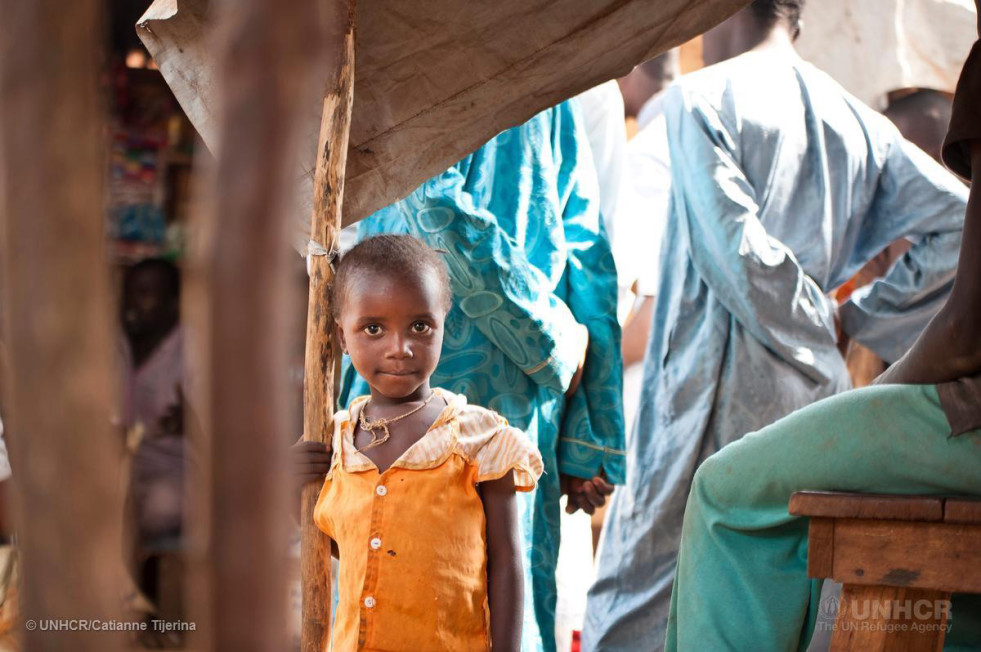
[{"xmin": 831, "ymin": 585, "xmax": 951, "ymax": 651}]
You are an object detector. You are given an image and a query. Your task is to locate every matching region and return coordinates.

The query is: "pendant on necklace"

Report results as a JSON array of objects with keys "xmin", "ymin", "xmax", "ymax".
[{"xmin": 356, "ymin": 391, "xmax": 436, "ymax": 453}]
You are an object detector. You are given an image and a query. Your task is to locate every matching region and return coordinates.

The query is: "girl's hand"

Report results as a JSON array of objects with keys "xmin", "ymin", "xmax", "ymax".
[
  {"xmin": 289, "ymin": 439, "xmax": 332, "ymax": 526},
  {"xmin": 290, "ymin": 440, "xmax": 332, "ymax": 495}
]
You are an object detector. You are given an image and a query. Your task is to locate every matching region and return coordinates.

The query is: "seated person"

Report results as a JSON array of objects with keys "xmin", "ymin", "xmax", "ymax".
[
  {"xmin": 665, "ymin": 8, "xmax": 981, "ymax": 650},
  {"xmin": 120, "ymin": 259, "xmax": 185, "ymax": 545},
  {"xmin": 118, "ymin": 259, "xmax": 187, "ymax": 627}
]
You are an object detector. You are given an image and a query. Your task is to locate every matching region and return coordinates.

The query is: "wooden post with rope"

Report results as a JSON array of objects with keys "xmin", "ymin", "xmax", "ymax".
[{"xmin": 301, "ymin": 2, "xmax": 356, "ymax": 651}]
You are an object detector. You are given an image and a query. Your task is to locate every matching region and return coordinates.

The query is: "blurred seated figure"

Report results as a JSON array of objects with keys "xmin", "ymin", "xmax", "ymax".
[{"xmin": 119, "ymin": 258, "xmax": 186, "ymax": 625}]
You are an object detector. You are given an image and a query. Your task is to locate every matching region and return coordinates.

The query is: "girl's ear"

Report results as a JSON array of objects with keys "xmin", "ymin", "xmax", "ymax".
[{"xmin": 336, "ymin": 321, "xmax": 348, "ymax": 354}]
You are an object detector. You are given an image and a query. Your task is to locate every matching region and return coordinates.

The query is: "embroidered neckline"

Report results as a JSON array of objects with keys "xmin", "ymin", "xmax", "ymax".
[{"xmin": 337, "ymin": 388, "xmax": 465, "ymax": 473}]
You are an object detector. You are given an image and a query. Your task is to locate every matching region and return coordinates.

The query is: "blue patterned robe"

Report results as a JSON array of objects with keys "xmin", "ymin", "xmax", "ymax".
[{"xmin": 338, "ymin": 101, "xmax": 625, "ymax": 652}]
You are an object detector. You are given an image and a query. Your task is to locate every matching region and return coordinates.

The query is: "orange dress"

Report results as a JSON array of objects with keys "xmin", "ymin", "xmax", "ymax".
[{"xmin": 313, "ymin": 388, "xmax": 543, "ymax": 651}]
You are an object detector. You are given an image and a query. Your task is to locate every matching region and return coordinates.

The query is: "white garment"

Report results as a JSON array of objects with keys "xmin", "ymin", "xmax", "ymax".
[
  {"xmin": 615, "ymin": 92, "xmax": 671, "ymax": 301},
  {"xmin": 635, "ymin": 89, "xmax": 668, "ymax": 132},
  {"xmin": 0, "ymin": 417, "xmax": 10, "ymax": 482},
  {"xmin": 120, "ymin": 327, "xmax": 185, "ymax": 438},
  {"xmin": 579, "ymin": 82, "xmax": 672, "ymax": 322},
  {"xmin": 575, "ymin": 81, "xmax": 627, "ymax": 242},
  {"xmin": 554, "ymin": 503, "xmax": 594, "ymax": 652}
]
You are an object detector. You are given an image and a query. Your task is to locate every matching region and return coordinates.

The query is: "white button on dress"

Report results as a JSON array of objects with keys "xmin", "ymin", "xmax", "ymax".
[
  {"xmin": 376, "ymin": 485, "xmax": 388, "ymax": 496},
  {"xmin": 370, "ymin": 537, "xmax": 382, "ymax": 550},
  {"xmin": 364, "ymin": 596, "xmax": 376, "ymax": 609}
]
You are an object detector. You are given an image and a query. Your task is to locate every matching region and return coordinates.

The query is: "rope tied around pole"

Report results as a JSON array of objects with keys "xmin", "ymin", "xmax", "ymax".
[{"xmin": 305, "ymin": 239, "xmax": 339, "ymax": 276}]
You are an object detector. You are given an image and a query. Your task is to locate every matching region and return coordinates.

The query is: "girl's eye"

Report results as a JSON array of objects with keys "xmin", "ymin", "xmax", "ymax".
[
  {"xmin": 411, "ymin": 321, "xmax": 432, "ymax": 334},
  {"xmin": 364, "ymin": 324, "xmax": 381, "ymax": 336}
]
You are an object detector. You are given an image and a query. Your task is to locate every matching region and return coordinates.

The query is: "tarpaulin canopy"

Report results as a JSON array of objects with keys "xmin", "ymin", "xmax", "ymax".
[{"xmin": 138, "ymin": 0, "xmax": 749, "ymax": 251}]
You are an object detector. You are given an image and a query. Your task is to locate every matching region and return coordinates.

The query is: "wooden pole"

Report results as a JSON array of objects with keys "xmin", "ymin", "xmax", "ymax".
[
  {"xmin": 202, "ymin": 0, "xmax": 328, "ymax": 649},
  {"xmin": 0, "ymin": 1, "xmax": 124, "ymax": 650},
  {"xmin": 301, "ymin": 1, "xmax": 356, "ymax": 650}
]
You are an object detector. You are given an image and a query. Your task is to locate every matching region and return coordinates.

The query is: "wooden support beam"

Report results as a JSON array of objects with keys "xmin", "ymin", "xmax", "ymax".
[
  {"xmin": 202, "ymin": 0, "xmax": 329, "ymax": 648},
  {"xmin": 0, "ymin": 1, "xmax": 124, "ymax": 649},
  {"xmin": 301, "ymin": 3, "xmax": 356, "ymax": 651}
]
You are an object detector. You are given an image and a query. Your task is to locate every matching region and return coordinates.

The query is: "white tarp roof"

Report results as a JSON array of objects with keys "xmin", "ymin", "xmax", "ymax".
[
  {"xmin": 138, "ymin": 0, "xmax": 749, "ymax": 252},
  {"xmin": 796, "ymin": 0, "xmax": 977, "ymax": 108}
]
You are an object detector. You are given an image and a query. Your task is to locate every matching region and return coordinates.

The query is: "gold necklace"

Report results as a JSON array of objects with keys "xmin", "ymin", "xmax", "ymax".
[{"xmin": 357, "ymin": 391, "xmax": 437, "ymax": 452}]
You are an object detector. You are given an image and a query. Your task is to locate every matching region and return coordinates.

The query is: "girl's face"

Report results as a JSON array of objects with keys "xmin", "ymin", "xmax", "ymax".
[{"xmin": 336, "ymin": 268, "xmax": 447, "ymax": 401}]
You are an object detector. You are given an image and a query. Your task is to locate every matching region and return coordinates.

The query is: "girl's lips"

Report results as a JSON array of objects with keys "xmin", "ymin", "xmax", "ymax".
[{"xmin": 380, "ymin": 370, "xmax": 415, "ymax": 376}]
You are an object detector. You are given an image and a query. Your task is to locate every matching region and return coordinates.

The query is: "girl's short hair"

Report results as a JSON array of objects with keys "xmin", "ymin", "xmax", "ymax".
[{"xmin": 332, "ymin": 235, "xmax": 452, "ymax": 319}]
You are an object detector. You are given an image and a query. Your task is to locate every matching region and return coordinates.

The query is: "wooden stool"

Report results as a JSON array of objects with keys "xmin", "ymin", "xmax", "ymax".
[{"xmin": 790, "ymin": 491, "xmax": 981, "ymax": 651}]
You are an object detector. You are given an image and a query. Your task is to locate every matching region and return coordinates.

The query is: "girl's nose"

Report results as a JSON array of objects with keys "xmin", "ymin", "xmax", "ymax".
[{"xmin": 388, "ymin": 335, "xmax": 413, "ymax": 359}]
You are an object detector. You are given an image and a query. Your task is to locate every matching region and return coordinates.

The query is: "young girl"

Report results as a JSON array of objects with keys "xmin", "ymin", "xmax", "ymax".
[{"xmin": 292, "ymin": 235, "xmax": 543, "ymax": 651}]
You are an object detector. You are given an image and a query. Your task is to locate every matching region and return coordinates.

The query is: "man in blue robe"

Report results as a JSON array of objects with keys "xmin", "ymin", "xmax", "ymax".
[
  {"xmin": 666, "ymin": 2, "xmax": 981, "ymax": 648},
  {"xmin": 584, "ymin": 1, "xmax": 968, "ymax": 649},
  {"xmin": 339, "ymin": 101, "xmax": 625, "ymax": 652}
]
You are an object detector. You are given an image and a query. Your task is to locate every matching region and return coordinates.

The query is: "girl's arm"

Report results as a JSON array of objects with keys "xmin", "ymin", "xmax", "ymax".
[{"xmin": 481, "ymin": 473, "xmax": 522, "ymax": 652}]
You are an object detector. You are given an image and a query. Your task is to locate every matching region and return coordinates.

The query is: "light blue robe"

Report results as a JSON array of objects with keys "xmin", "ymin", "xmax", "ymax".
[
  {"xmin": 585, "ymin": 50, "xmax": 968, "ymax": 650},
  {"xmin": 339, "ymin": 101, "xmax": 625, "ymax": 652}
]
